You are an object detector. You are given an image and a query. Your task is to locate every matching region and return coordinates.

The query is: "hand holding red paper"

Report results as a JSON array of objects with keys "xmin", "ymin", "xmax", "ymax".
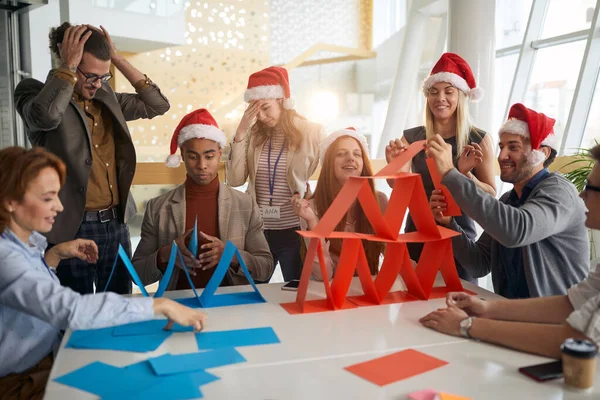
[
  {"xmin": 419, "ymin": 305, "xmax": 469, "ymax": 337},
  {"xmin": 446, "ymin": 292, "xmax": 491, "ymax": 318},
  {"xmin": 385, "ymin": 138, "xmax": 408, "ymax": 163},
  {"xmin": 429, "ymin": 189, "xmax": 453, "ymax": 226},
  {"xmin": 426, "ymin": 135, "xmax": 454, "ymax": 178},
  {"xmin": 457, "ymin": 142, "xmax": 484, "ymax": 175}
]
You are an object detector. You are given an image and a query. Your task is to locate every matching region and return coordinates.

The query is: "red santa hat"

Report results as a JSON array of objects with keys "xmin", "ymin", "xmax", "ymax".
[
  {"xmin": 244, "ymin": 66, "xmax": 295, "ymax": 110},
  {"xmin": 165, "ymin": 108, "xmax": 226, "ymax": 168},
  {"xmin": 422, "ymin": 52, "xmax": 484, "ymax": 102},
  {"xmin": 499, "ymin": 103, "xmax": 557, "ymax": 165},
  {"xmin": 319, "ymin": 127, "xmax": 369, "ymax": 165}
]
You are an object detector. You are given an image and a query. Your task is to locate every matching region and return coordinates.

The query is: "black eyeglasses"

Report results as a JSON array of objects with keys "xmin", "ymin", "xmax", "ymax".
[
  {"xmin": 77, "ymin": 67, "xmax": 113, "ymax": 84},
  {"xmin": 584, "ymin": 181, "xmax": 600, "ymax": 193}
]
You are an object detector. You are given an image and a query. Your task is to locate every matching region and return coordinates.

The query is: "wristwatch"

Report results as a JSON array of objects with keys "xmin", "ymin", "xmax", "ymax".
[{"xmin": 459, "ymin": 317, "xmax": 474, "ymax": 338}]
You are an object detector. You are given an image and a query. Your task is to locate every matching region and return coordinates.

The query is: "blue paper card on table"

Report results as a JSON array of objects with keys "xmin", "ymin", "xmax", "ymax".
[
  {"xmin": 113, "ymin": 319, "xmax": 193, "ymax": 336},
  {"xmin": 149, "ymin": 348, "xmax": 247, "ymax": 376},
  {"xmin": 55, "ymin": 360, "xmax": 218, "ymax": 400},
  {"xmin": 196, "ymin": 327, "xmax": 280, "ymax": 350},
  {"xmin": 66, "ymin": 326, "xmax": 172, "ymax": 352}
]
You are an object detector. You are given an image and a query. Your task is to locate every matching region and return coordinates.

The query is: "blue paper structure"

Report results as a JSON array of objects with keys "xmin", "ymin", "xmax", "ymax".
[
  {"xmin": 149, "ymin": 348, "xmax": 246, "ymax": 376},
  {"xmin": 55, "ymin": 359, "xmax": 218, "ymax": 400},
  {"xmin": 195, "ymin": 327, "xmax": 280, "ymax": 350},
  {"xmin": 195, "ymin": 241, "xmax": 266, "ymax": 308},
  {"xmin": 113, "ymin": 319, "xmax": 193, "ymax": 336},
  {"xmin": 66, "ymin": 326, "xmax": 172, "ymax": 352},
  {"xmin": 102, "ymin": 217, "xmax": 266, "ymax": 309}
]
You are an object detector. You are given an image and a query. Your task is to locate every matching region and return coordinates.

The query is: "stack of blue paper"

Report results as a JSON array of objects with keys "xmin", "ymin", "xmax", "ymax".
[
  {"xmin": 58, "ymin": 324, "xmax": 282, "ymax": 398},
  {"xmin": 55, "ymin": 348, "xmax": 246, "ymax": 399}
]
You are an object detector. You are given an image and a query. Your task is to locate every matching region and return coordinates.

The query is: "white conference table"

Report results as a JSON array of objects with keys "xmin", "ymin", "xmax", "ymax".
[{"xmin": 44, "ymin": 277, "xmax": 600, "ymax": 399}]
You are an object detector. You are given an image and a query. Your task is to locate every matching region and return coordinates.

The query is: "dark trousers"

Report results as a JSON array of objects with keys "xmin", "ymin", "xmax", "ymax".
[
  {"xmin": 53, "ymin": 219, "xmax": 132, "ymax": 295},
  {"xmin": 262, "ymin": 227, "xmax": 302, "ymax": 282}
]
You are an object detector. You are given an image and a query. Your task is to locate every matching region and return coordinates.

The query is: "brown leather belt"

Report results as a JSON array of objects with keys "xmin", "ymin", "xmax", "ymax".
[{"xmin": 84, "ymin": 206, "xmax": 119, "ymax": 223}]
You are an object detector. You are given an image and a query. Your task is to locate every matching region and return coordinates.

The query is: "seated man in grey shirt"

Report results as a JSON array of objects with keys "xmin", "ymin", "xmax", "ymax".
[
  {"xmin": 427, "ymin": 103, "xmax": 588, "ymax": 298},
  {"xmin": 419, "ymin": 144, "xmax": 600, "ymax": 359}
]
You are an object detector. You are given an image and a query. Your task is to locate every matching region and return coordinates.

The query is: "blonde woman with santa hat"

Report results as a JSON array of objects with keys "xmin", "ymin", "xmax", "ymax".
[
  {"xmin": 292, "ymin": 128, "xmax": 388, "ymax": 281},
  {"xmin": 385, "ymin": 52, "xmax": 496, "ymax": 283},
  {"xmin": 226, "ymin": 66, "xmax": 323, "ymax": 282},
  {"xmin": 427, "ymin": 103, "xmax": 589, "ymax": 299}
]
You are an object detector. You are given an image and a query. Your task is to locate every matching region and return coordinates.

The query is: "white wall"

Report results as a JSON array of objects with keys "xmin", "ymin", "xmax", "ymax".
[
  {"xmin": 26, "ymin": 0, "xmax": 61, "ymax": 81},
  {"xmin": 61, "ymin": 0, "xmax": 185, "ymax": 52}
]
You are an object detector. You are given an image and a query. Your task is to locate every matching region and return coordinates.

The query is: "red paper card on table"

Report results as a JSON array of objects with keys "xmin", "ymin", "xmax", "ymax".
[{"xmin": 345, "ymin": 349, "xmax": 448, "ymax": 386}]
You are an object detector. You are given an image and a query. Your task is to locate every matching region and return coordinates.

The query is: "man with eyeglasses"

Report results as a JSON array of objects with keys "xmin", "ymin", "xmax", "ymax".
[
  {"xmin": 419, "ymin": 144, "xmax": 600, "ymax": 359},
  {"xmin": 426, "ymin": 103, "xmax": 589, "ymax": 299},
  {"xmin": 14, "ymin": 23, "xmax": 170, "ymax": 295}
]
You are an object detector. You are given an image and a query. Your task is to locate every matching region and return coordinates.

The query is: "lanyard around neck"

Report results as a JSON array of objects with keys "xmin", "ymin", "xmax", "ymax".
[{"xmin": 267, "ymin": 136, "xmax": 286, "ymax": 206}]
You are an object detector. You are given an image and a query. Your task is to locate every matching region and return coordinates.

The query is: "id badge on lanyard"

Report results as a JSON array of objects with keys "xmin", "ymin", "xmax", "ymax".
[{"xmin": 261, "ymin": 137, "xmax": 286, "ymax": 220}]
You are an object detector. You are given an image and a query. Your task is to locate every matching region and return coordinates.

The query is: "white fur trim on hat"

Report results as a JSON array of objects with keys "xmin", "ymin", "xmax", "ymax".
[
  {"xmin": 423, "ymin": 72, "xmax": 470, "ymax": 96},
  {"xmin": 177, "ymin": 124, "xmax": 227, "ymax": 148},
  {"xmin": 283, "ymin": 97, "xmax": 295, "ymax": 110},
  {"xmin": 423, "ymin": 72, "xmax": 483, "ymax": 102},
  {"xmin": 244, "ymin": 85, "xmax": 285, "ymax": 102},
  {"xmin": 528, "ymin": 149, "xmax": 548, "ymax": 166},
  {"xmin": 165, "ymin": 154, "xmax": 182, "ymax": 168},
  {"xmin": 319, "ymin": 129, "xmax": 369, "ymax": 165},
  {"xmin": 469, "ymin": 87, "xmax": 484, "ymax": 102},
  {"xmin": 540, "ymin": 133, "xmax": 558, "ymax": 149},
  {"xmin": 499, "ymin": 118, "xmax": 557, "ymax": 150},
  {"xmin": 499, "ymin": 119, "xmax": 529, "ymax": 137}
]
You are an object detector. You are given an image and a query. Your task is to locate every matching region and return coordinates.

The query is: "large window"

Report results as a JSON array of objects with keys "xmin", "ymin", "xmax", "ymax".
[
  {"xmin": 492, "ymin": 54, "xmax": 519, "ymax": 137},
  {"xmin": 495, "ymin": 0, "xmax": 600, "ymax": 154},
  {"xmin": 540, "ymin": 0, "xmax": 596, "ymax": 39},
  {"xmin": 526, "ymin": 41, "xmax": 587, "ymax": 147},
  {"xmin": 583, "ymin": 74, "xmax": 600, "ymax": 150},
  {"xmin": 495, "ymin": 0, "xmax": 533, "ymax": 48}
]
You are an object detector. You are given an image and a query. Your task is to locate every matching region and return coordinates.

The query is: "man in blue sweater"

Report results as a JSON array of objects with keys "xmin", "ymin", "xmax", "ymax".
[{"xmin": 427, "ymin": 103, "xmax": 588, "ymax": 298}]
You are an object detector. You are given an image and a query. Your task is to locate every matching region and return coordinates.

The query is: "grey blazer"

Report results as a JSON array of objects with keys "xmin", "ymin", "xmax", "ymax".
[
  {"xmin": 14, "ymin": 72, "xmax": 170, "ymax": 244},
  {"xmin": 132, "ymin": 182, "xmax": 274, "ymax": 290}
]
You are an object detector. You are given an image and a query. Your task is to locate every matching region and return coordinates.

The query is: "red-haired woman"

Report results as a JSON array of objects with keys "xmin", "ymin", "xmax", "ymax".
[
  {"xmin": 0, "ymin": 147, "xmax": 206, "ymax": 399},
  {"xmin": 227, "ymin": 66, "xmax": 323, "ymax": 282},
  {"xmin": 292, "ymin": 129, "xmax": 387, "ymax": 281}
]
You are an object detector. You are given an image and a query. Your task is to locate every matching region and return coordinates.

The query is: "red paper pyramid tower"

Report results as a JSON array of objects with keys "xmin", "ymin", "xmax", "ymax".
[{"xmin": 281, "ymin": 140, "xmax": 469, "ymax": 315}]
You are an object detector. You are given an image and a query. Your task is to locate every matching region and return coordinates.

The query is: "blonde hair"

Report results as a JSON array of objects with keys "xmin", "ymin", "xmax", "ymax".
[{"xmin": 424, "ymin": 90, "xmax": 480, "ymax": 160}]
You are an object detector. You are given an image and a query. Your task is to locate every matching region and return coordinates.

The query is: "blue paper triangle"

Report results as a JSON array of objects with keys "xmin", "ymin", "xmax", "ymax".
[
  {"xmin": 103, "ymin": 233, "xmax": 265, "ymax": 309},
  {"xmin": 197, "ymin": 241, "xmax": 266, "ymax": 308},
  {"xmin": 188, "ymin": 215, "xmax": 198, "ymax": 257}
]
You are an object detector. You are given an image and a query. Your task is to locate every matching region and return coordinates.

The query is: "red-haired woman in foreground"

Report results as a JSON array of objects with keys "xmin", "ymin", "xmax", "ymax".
[
  {"xmin": 292, "ymin": 128, "xmax": 387, "ymax": 281},
  {"xmin": 0, "ymin": 147, "xmax": 206, "ymax": 399}
]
